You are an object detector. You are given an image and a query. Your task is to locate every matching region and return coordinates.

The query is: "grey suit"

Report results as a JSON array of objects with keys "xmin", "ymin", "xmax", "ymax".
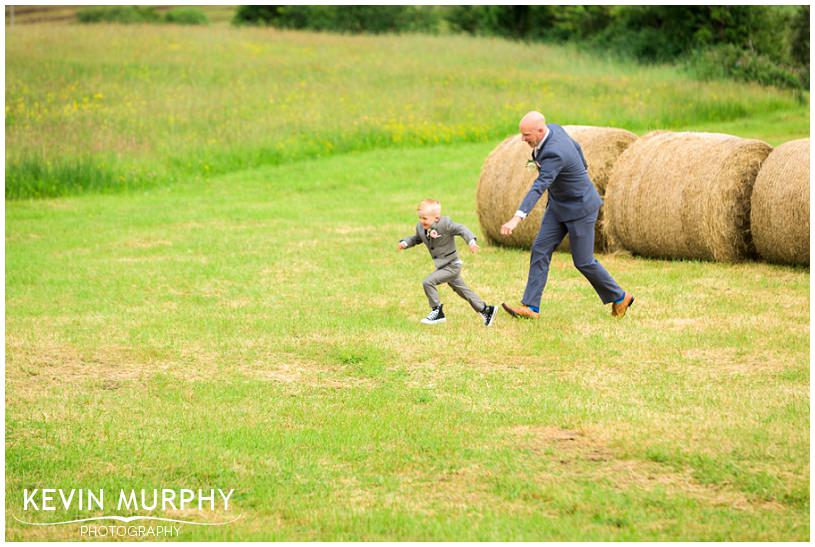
[
  {"xmin": 518, "ymin": 124, "xmax": 624, "ymax": 308},
  {"xmin": 401, "ymin": 216, "xmax": 486, "ymax": 311}
]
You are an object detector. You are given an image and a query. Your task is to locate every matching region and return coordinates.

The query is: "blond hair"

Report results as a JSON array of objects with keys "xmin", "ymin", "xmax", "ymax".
[{"xmin": 417, "ymin": 199, "xmax": 441, "ymax": 215}]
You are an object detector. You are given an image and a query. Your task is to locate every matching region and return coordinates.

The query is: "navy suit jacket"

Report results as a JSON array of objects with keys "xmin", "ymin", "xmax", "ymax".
[{"xmin": 518, "ymin": 123, "xmax": 602, "ymax": 222}]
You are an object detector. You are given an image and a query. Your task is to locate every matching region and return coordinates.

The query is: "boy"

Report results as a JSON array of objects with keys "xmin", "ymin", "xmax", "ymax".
[{"xmin": 398, "ymin": 199, "xmax": 497, "ymax": 326}]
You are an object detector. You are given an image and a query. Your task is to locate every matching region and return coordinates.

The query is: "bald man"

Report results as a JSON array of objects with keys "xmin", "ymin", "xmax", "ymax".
[{"xmin": 500, "ymin": 111, "xmax": 634, "ymax": 319}]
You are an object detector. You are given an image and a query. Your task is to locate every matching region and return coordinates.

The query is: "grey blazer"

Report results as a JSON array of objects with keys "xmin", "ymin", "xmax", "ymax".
[
  {"xmin": 519, "ymin": 123, "xmax": 603, "ymax": 222},
  {"xmin": 401, "ymin": 216, "xmax": 477, "ymax": 269}
]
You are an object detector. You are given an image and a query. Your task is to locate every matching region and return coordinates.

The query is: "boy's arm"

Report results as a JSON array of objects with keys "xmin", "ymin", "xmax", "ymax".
[
  {"xmin": 446, "ymin": 217, "xmax": 477, "ymax": 246},
  {"xmin": 399, "ymin": 231, "xmax": 421, "ymax": 249}
]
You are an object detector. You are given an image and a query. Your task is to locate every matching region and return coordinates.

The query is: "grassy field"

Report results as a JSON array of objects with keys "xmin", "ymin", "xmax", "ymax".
[
  {"xmin": 5, "ymin": 22, "xmax": 810, "ymax": 541},
  {"xmin": 5, "ymin": 23, "xmax": 809, "ymax": 198},
  {"xmin": 6, "ymin": 142, "xmax": 809, "ymax": 540}
]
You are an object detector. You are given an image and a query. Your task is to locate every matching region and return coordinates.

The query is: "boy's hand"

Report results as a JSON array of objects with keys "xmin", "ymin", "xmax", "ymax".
[
  {"xmin": 469, "ymin": 242, "xmax": 479, "ymax": 254},
  {"xmin": 397, "ymin": 241, "xmax": 407, "ymax": 251}
]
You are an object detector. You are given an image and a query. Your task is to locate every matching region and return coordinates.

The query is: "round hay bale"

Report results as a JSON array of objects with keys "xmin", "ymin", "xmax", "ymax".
[
  {"xmin": 604, "ymin": 131, "xmax": 772, "ymax": 262},
  {"xmin": 476, "ymin": 126, "xmax": 638, "ymax": 252},
  {"xmin": 562, "ymin": 125, "xmax": 638, "ymax": 195},
  {"xmin": 562, "ymin": 125, "xmax": 638, "ymax": 253},
  {"xmin": 750, "ymin": 138, "xmax": 809, "ymax": 266},
  {"xmin": 476, "ymin": 133, "xmax": 541, "ymax": 247}
]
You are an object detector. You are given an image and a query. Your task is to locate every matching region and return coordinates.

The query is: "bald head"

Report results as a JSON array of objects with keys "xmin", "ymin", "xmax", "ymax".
[
  {"xmin": 519, "ymin": 111, "xmax": 546, "ymax": 129},
  {"xmin": 519, "ymin": 111, "xmax": 547, "ymax": 148}
]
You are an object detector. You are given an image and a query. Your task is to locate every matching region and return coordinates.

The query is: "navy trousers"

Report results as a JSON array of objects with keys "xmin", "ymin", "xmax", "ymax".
[{"xmin": 522, "ymin": 208, "xmax": 624, "ymax": 309}]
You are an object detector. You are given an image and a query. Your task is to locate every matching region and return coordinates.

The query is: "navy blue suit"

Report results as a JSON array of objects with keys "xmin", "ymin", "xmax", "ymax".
[{"xmin": 518, "ymin": 124, "xmax": 624, "ymax": 308}]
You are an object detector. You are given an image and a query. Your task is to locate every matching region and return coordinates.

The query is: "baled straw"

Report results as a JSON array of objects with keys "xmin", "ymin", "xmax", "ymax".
[
  {"xmin": 604, "ymin": 131, "xmax": 772, "ymax": 262},
  {"xmin": 751, "ymin": 138, "xmax": 809, "ymax": 266}
]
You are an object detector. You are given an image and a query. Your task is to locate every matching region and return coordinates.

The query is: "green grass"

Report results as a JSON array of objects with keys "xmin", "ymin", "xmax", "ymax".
[
  {"xmin": 5, "ymin": 24, "xmax": 809, "ymax": 198},
  {"xmin": 5, "ymin": 23, "xmax": 810, "ymax": 540},
  {"xmin": 6, "ymin": 143, "xmax": 809, "ymax": 540}
]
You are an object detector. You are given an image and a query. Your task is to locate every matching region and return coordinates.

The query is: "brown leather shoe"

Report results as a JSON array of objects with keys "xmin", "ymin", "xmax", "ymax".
[
  {"xmin": 502, "ymin": 302, "xmax": 540, "ymax": 319},
  {"xmin": 611, "ymin": 292, "xmax": 635, "ymax": 318}
]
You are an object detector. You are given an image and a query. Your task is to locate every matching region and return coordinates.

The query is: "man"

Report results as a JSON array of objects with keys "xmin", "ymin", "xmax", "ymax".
[{"xmin": 500, "ymin": 111, "xmax": 634, "ymax": 319}]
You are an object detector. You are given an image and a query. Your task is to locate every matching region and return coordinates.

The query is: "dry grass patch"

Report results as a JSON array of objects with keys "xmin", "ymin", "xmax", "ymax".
[
  {"xmin": 6, "ymin": 330, "xmax": 232, "ymax": 398},
  {"xmin": 236, "ymin": 355, "xmax": 377, "ymax": 392},
  {"xmin": 122, "ymin": 238, "xmax": 174, "ymax": 249},
  {"xmin": 502, "ymin": 425, "xmax": 786, "ymax": 512},
  {"xmin": 380, "ymin": 464, "xmax": 549, "ymax": 520},
  {"xmin": 680, "ymin": 347, "xmax": 792, "ymax": 375},
  {"xmin": 639, "ymin": 316, "xmax": 717, "ymax": 334},
  {"xmin": 507, "ymin": 425, "xmax": 612, "ymax": 462},
  {"xmin": 595, "ymin": 459, "xmax": 785, "ymax": 512},
  {"xmin": 6, "ymin": 334, "xmax": 145, "ymax": 386}
]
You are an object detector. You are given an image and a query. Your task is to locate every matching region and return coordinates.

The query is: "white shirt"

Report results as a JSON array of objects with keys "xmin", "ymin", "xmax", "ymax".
[{"xmin": 532, "ymin": 128, "xmax": 550, "ymax": 156}]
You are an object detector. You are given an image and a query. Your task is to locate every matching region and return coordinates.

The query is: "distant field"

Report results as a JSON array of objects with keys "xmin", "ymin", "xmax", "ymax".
[
  {"xmin": 5, "ymin": 5, "xmax": 236, "ymax": 25},
  {"xmin": 6, "ymin": 144, "xmax": 809, "ymax": 540},
  {"xmin": 5, "ymin": 23, "xmax": 809, "ymax": 198}
]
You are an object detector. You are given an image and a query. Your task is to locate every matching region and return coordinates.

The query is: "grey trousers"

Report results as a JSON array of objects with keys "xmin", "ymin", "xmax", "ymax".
[
  {"xmin": 522, "ymin": 208, "xmax": 625, "ymax": 308},
  {"xmin": 423, "ymin": 261, "xmax": 486, "ymax": 312}
]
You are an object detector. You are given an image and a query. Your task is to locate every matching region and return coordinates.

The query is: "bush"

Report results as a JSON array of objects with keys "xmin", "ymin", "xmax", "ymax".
[
  {"xmin": 77, "ymin": 6, "xmax": 208, "ymax": 27},
  {"xmin": 233, "ymin": 6, "xmax": 280, "ymax": 26},
  {"xmin": 77, "ymin": 6, "xmax": 161, "ymax": 24},
  {"xmin": 791, "ymin": 6, "xmax": 809, "ymax": 66},
  {"xmin": 543, "ymin": 6, "xmax": 614, "ymax": 41},
  {"xmin": 164, "ymin": 7, "xmax": 208, "ymax": 26},
  {"xmin": 582, "ymin": 6, "xmax": 777, "ymax": 63},
  {"xmin": 790, "ymin": 6, "xmax": 809, "ymax": 86},
  {"xmin": 444, "ymin": 6, "xmax": 611, "ymax": 41},
  {"xmin": 445, "ymin": 6, "xmax": 784, "ymax": 63},
  {"xmin": 232, "ymin": 6, "xmax": 442, "ymax": 34},
  {"xmin": 685, "ymin": 44, "xmax": 803, "ymax": 90},
  {"xmin": 590, "ymin": 23, "xmax": 684, "ymax": 63}
]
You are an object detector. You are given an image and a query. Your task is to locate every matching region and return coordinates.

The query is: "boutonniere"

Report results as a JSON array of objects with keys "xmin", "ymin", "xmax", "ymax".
[
  {"xmin": 429, "ymin": 229, "xmax": 441, "ymax": 239},
  {"xmin": 526, "ymin": 159, "xmax": 538, "ymax": 171}
]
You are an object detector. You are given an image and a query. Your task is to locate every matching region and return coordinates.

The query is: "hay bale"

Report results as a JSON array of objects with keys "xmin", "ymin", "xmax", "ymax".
[
  {"xmin": 604, "ymin": 131, "xmax": 772, "ymax": 262},
  {"xmin": 562, "ymin": 125, "xmax": 638, "ymax": 195},
  {"xmin": 562, "ymin": 125, "xmax": 639, "ymax": 253},
  {"xmin": 476, "ymin": 126, "xmax": 638, "ymax": 251},
  {"xmin": 477, "ymin": 134, "xmax": 541, "ymax": 247},
  {"xmin": 750, "ymin": 138, "xmax": 809, "ymax": 266}
]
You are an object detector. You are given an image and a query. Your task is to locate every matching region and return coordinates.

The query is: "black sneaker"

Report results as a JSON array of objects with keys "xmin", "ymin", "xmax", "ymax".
[
  {"xmin": 480, "ymin": 305, "xmax": 497, "ymax": 327},
  {"xmin": 421, "ymin": 304, "xmax": 446, "ymax": 325}
]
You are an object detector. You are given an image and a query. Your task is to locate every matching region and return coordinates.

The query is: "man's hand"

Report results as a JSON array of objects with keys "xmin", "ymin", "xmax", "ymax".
[
  {"xmin": 397, "ymin": 241, "xmax": 407, "ymax": 251},
  {"xmin": 500, "ymin": 216, "xmax": 522, "ymax": 236},
  {"xmin": 469, "ymin": 242, "xmax": 479, "ymax": 254}
]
